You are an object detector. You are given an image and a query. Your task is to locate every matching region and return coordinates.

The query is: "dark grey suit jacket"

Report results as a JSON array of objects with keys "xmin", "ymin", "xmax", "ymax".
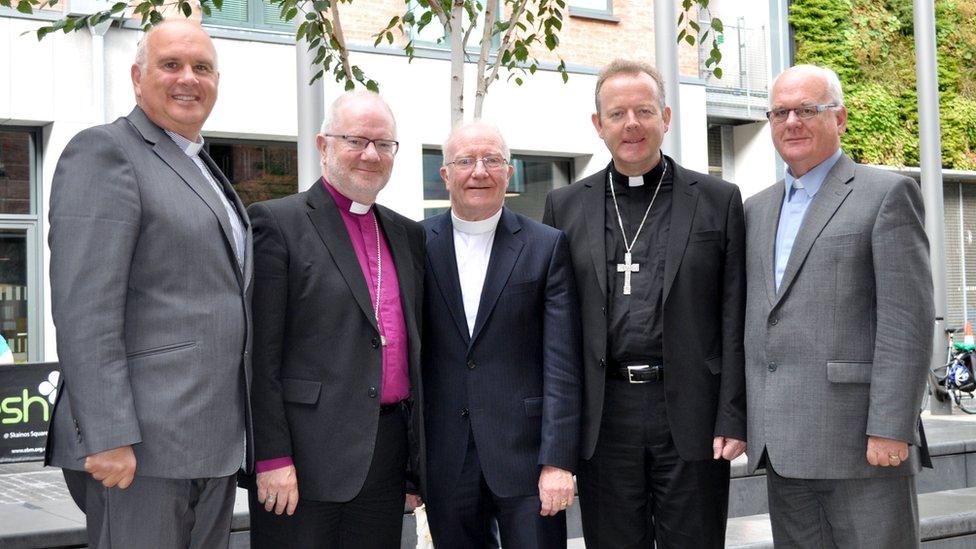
[
  {"xmin": 247, "ymin": 181, "xmax": 426, "ymax": 502},
  {"xmin": 47, "ymin": 107, "xmax": 254, "ymax": 478},
  {"xmin": 744, "ymin": 152, "xmax": 934, "ymax": 479}
]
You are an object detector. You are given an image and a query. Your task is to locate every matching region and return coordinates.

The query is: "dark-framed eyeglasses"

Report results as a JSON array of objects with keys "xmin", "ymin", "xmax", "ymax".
[
  {"xmin": 324, "ymin": 134, "xmax": 399, "ymax": 155},
  {"xmin": 444, "ymin": 156, "xmax": 509, "ymax": 171},
  {"xmin": 764, "ymin": 103, "xmax": 838, "ymax": 124}
]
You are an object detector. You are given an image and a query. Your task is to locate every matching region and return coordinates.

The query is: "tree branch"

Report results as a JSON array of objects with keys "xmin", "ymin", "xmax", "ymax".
[
  {"xmin": 485, "ymin": 0, "xmax": 527, "ymax": 88},
  {"xmin": 472, "ymin": 0, "xmax": 497, "ymax": 117},
  {"xmin": 329, "ymin": 1, "xmax": 354, "ymax": 87}
]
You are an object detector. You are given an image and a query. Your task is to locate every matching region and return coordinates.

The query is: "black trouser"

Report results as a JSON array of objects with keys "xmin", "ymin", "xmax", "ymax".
[
  {"xmin": 577, "ymin": 378, "xmax": 730, "ymax": 549},
  {"xmin": 426, "ymin": 432, "xmax": 566, "ymax": 549},
  {"xmin": 249, "ymin": 406, "xmax": 408, "ymax": 549}
]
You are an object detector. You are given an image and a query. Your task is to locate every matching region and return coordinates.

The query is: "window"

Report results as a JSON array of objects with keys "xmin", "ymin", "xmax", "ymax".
[
  {"xmin": 410, "ymin": 1, "xmax": 497, "ymax": 49},
  {"xmin": 203, "ymin": 0, "xmax": 293, "ymax": 32},
  {"xmin": 568, "ymin": 0, "xmax": 616, "ymax": 20},
  {"xmin": 205, "ymin": 139, "xmax": 299, "ymax": 207},
  {"xmin": 422, "ymin": 149, "xmax": 573, "ymax": 221},
  {"xmin": 0, "ymin": 128, "xmax": 41, "ymax": 363}
]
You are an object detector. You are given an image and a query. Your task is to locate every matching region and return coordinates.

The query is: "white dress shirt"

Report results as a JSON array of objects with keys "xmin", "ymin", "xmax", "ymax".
[{"xmin": 452, "ymin": 208, "xmax": 503, "ymax": 335}]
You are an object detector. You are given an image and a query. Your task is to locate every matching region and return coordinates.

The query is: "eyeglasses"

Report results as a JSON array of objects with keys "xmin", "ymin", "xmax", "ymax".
[
  {"xmin": 764, "ymin": 103, "xmax": 837, "ymax": 123},
  {"xmin": 445, "ymin": 156, "xmax": 509, "ymax": 170},
  {"xmin": 325, "ymin": 134, "xmax": 399, "ymax": 155}
]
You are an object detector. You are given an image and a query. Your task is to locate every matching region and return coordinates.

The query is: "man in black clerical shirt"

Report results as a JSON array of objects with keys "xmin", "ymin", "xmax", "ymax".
[{"xmin": 543, "ymin": 59, "xmax": 747, "ymax": 548}]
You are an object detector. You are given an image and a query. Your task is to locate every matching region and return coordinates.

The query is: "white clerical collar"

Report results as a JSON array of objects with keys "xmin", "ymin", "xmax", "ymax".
[
  {"xmin": 628, "ymin": 175, "xmax": 644, "ymax": 187},
  {"xmin": 164, "ymin": 130, "xmax": 205, "ymax": 156},
  {"xmin": 451, "ymin": 208, "xmax": 502, "ymax": 235},
  {"xmin": 349, "ymin": 201, "xmax": 371, "ymax": 215}
]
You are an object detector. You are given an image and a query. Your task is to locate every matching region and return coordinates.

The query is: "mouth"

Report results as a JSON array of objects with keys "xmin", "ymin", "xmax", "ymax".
[
  {"xmin": 622, "ymin": 137, "xmax": 646, "ymax": 145},
  {"xmin": 171, "ymin": 94, "xmax": 199, "ymax": 103}
]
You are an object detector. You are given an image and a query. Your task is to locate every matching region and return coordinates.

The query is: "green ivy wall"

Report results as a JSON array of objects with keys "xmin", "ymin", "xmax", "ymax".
[{"xmin": 790, "ymin": 0, "xmax": 976, "ymax": 169}]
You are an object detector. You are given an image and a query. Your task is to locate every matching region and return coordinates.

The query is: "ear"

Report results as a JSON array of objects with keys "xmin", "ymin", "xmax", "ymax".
[
  {"xmin": 440, "ymin": 165, "xmax": 450, "ymax": 188},
  {"xmin": 315, "ymin": 134, "xmax": 328, "ymax": 157},
  {"xmin": 662, "ymin": 105, "xmax": 672, "ymax": 133},
  {"xmin": 835, "ymin": 105, "xmax": 848, "ymax": 134},
  {"xmin": 591, "ymin": 112, "xmax": 604, "ymax": 139},
  {"xmin": 131, "ymin": 64, "xmax": 143, "ymax": 102}
]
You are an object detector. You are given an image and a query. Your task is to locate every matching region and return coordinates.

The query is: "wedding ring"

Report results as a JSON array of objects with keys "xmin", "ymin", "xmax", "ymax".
[{"xmin": 267, "ymin": 494, "xmax": 277, "ymax": 503}]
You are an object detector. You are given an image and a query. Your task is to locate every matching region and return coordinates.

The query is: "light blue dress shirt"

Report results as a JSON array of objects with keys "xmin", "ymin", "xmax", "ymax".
[{"xmin": 774, "ymin": 148, "xmax": 843, "ymax": 289}]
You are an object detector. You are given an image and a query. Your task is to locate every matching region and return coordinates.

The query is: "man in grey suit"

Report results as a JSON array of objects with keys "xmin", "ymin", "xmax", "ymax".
[
  {"xmin": 46, "ymin": 19, "xmax": 252, "ymax": 547},
  {"xmin": 744, "ymin": 64, "xmax": 933, "ymax": 546}
]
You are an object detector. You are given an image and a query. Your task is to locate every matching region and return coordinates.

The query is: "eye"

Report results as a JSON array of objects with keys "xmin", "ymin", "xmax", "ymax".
[
  {"xmin": 769, "ymin": 108, "xmax": 789, "ymax": 121},
  {"xmin": 607, "ymin": 110, "xmax": 624, "ymax": 120},
  {"xmin": 797, "ymin": 106, "xmax": 818, "ymax": 118},
  {"xmin": 194, "ymin": 64, "xmax": 213, "ymax": 74},
  {"xmin": 455, "ymin": 157, "xmax": 475, "ymax": 168},
  {"xmin": 345, "ymin": 136, "xmax": 366, "ymax": 148},
  {"xmin": 162, "ymin": 61, "xmax": 179, "ymax": 70}
]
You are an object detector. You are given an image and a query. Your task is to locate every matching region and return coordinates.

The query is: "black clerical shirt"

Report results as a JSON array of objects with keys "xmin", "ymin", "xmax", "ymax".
[{"xmin": 605, "ymin": 157, "xmax": 672, "ymax": 365}]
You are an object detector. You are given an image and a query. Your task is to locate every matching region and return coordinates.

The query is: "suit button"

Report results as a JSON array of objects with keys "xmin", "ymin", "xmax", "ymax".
[
  {"xmin": 601, "ymin": 307, "xmax": 606, "ymax": 315},
  {"xmin": 368, "ymin": 387, "xmax": 378, "ymax": 398},
  {"xmin": 371, "ymin": 338, "xmax": 380, "ymax": 348},
  {"xmin": 599, "ymin": 358, "xmax": 606, "ymax": 368},
  {"xmin": 769, "ymin": 317, "xmax": 778, "ymax": 326},
  {"xmin": 768, "ymin": 362, "xmax": 777, "ymax": 372},
  {"xmin": 460, "ymin": 407, "xmax": 469, "ymax": 417},
  {"xmin": 467, "ymin": 360, "xmax": 476, "ymax": 370}
]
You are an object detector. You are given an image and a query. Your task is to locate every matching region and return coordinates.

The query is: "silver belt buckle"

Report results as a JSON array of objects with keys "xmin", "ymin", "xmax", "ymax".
[{"xmin": 626, "ymin": 364, "xmax": 652, "ymax": 384}]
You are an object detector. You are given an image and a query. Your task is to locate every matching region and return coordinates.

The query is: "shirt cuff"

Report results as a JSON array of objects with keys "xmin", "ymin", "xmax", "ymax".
[{"xmin": 255, "ymin": 456, "xmax": 293, "ymax": 473}]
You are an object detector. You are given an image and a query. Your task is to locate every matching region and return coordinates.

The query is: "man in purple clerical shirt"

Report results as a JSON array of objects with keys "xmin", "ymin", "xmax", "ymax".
[{"xmin": 244, "ymin": 90, "xmax": 426, "ymax": 548}]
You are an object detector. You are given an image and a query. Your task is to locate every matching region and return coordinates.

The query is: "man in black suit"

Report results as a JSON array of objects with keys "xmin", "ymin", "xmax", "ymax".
[
  {"xmin": 246, "ymin": 90, "xmax": 425, "ymax": 548},
  {"xmin": 543, "ymin": 59, "xmax": 747, "ymax": 548},
  {"xmin": 422, "ymin": 121, "xmax": 582, "ymax": 548}
]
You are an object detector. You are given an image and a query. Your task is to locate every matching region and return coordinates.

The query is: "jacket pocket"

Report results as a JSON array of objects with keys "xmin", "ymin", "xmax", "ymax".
[
  {"xmin": 690, "ymin": 230, "xmax": 722, "ymax": 242},
  {"xmin": 826, "ymin": 361, "xmax": 872, "ymax": 384},
  {"xmin": 523, "ymin": 396, "xmax": 543, "ymax": 417},
  {"xmin": 125, "ymin": 341, "xmax": 197, "ymax": 360},
  {"xmin": 281, "ymin": 378, "xmax": 322, "ymax": 405}
]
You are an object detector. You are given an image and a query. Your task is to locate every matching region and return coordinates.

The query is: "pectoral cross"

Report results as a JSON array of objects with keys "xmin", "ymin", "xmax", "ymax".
[{"xmin": 616, "ymin": 252, "xmax": 640, "ymax": 295}]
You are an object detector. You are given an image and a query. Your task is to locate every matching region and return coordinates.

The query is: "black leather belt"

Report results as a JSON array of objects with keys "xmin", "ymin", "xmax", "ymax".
[
  {"xmin": 379, "ymin": 402, "xmax": 402, "ymax": 415},
  {"xmin": 608, "ymin": 364, "xmax": 664, "ymax": 383}
]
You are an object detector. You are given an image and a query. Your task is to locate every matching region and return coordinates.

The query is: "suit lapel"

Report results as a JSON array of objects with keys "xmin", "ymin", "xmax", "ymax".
[
  {"xmin": 200, "ymin": 147, "xmax": 251, "ymax": 291},
  {"xmin": 662, "ymin": 163, "xmax": 699, "ymax": 304},
  {"xmin": 304, "ymin": 182, "xmax": 378, "ymax": 330},
  {"xmin": 470, "ymin": 209, "xmax": 524, "ymax": 345},
  {"xmin": 426, "ymin": 212, "xmax": 471, "ymax": 344},
  {"xmin": 774, "ymin": 155, "xmax": 855, "ymax": 306},
  {"xmin": 583, "ymin": 172, "xmax": 608, "ymax": 299},
  {"xmin": 760, "ymin": 184, "xmax": 785, "ymax": 307},
  {"xmin": 127, "ymin": 108, "xmax": 243, "ymax": 284}
]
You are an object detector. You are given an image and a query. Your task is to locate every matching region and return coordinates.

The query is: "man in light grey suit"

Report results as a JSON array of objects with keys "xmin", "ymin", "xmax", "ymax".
[
  {"xmin": 744, "ymin": 64, "xmax": 933, "ymax": 547},
  {"xmin": 46, "ymin": 19, "xmax": 252, "ymax": 548}
]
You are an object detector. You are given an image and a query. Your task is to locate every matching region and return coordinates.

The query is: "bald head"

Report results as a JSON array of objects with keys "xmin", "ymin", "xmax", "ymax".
[
  {"xmin": 442, "ymin": 120, "xmax": 510, "ymax": 163},
  {"xmin": 134, "ymin": 19, "xmax": 218, "ymax": 74}
]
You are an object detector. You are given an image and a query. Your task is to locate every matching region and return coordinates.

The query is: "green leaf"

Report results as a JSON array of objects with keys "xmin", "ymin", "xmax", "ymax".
[
  {"xmin": 677, "ymin": 12, "xmax": 684, "ymax": 25},
  {"xmin": 313, "ymin": 0, "xmax": 329, "ymax": 10},
  {"xmin": 366, "ymin": 80, "xmax": 379, "ymax": 92},
  {"xmin": 420, "ymin": 10, "xmax": 432, "ymax": 26},
  {"xmin": 352, "ymin": 65, "xmax": 364, "ymax": 80},
  {"xmin": 296, "ymin": 22, "xmax": 308, "ymax": 41},
  {"xmin": 545, "ymin": 33, "xmax": 556, "ymax": 50},
  {"xmin": 386, "ymin": 15, "xmax": 399, "ymax": 28},
  {"xmin": 111, "ymin": 2, "xmax": 126, "ymax": 11},
  {"xmin": 713, "ymin": 67, "xmax": 722, "ymax": 79},
  {"xmin": 685, "ymin": 34, "xmax": 694, "ymax": 46},
  {"xmin": 306, "ymin": 11, "xmax": 318, "ymax": 20},
  {"xmin": 309, "ymin": 69, "xmax": 324, "ymax": 85},
  {"xmin": 344, "ymin": 79, "xmax": 355, "ymax": 91},
  {"xmin": 285, "ymin": 7, "xmax": 297, "ymax": 20},
  {"xmin": 681, "ymin": 0, "xmax": 692, "ymax": 9},
  {"xmin": 213, "ymin": 0, "xmax": 222, "ymax": 10},
  {"xmin": 149, "ymin": 10, "xmax": 163, "ymax": 24},
  {"xmin": 201, "ymin": 5, "xmax": 211, "ymax": 16},
  {"xmin": 386, "ymin": 31, "xmax": 393, "ymax": 42},
  {"xmin": 677, "ymin": 29, "xmax": 686, "ymax": 43},
  {"xmin": 36, "ymin": 27, "xmax": 50, "ymax": 40},
  {"xmin": 689, "ymin": 20, "xmax": 699, "ymax": 32},
  {"xmin": 711, "ymin": 18, "xmax": 723, "ymax": 32},
  {"xmin": 15, "ymin": 1, "xmax": 31, "ymax": 14},
  {"xmin": 180, "ymin": 2, "xmax": 191, "ymax": 18},
  {"xmin": 515, "ymin": 77, "xmax": 523, "ymax": 85}
]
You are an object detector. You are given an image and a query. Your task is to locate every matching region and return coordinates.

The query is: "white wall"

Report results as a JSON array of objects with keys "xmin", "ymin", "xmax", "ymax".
[{"xmin": 732, "ymin": 121, "xmax": 778, "ymax": 199}]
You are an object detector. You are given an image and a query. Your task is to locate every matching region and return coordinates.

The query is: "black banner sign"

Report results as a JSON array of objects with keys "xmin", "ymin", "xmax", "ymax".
[{"xmin": 0, "ymin": 362, "xmax": 59, "ymax": 463}]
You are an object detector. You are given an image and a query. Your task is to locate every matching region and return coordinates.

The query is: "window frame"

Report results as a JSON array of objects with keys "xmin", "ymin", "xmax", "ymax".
[{"xmin": 203, "ymin": 0, "xmax": 295, "ymax": 33}]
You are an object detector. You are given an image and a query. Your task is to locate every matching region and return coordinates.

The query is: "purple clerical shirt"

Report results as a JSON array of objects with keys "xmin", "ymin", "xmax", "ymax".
[{"xmin": 254, "ymin": 179, "xmax": 410, "ymax": 474}]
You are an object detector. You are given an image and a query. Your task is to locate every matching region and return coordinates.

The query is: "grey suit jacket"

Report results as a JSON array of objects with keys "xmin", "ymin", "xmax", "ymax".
[
  {"xmin": 744, "ymin": 152, "xmax": 933, "ymax": 479},
  {"xmin": 46, "ymin": 107, "xmax": 254, "ymax": 479}
]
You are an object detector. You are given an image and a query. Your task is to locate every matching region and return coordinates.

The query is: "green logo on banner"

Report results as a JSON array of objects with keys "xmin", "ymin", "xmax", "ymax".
[{"xmin": 1, "ymin": 389, "xmax": 50, "ymax": 424}]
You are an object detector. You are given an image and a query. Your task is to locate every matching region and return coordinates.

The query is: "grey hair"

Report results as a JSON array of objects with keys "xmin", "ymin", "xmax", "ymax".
[
  {"xmin": 319, "ymin": 90, "xmax": 397, "ymax": 136},
  {"xmin": 595, "ymin": 59, "xmax": 667, "ymax": 113},
  {"xmin": 441, "ymin": 120, "xmax": 511, "ymax": 164},
  {"xmin": 133, "ymin": 19, "xmax": 218, "ymax": 74},
  {"xmin": 773, "ymin": 64, "xmax": 845, "ymax": 107}
]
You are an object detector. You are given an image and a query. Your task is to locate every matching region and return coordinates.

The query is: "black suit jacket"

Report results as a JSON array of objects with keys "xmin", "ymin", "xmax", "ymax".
[
  {"xmin": 247, "ymin": 180, "xmax": 426, "ymax": 501},
  {"xmin": 422, "ymin": 208, "xmax": 582, "ymax": 498},
  {"xmin": 543, "ymin": 159, "xmax": 746, "ymax": 461}
]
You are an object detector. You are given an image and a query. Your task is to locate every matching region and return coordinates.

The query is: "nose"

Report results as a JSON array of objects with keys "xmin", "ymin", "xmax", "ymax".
[
  {"xmin": 176, "ymin": 65, "xmax": 198, "ymax": 84},
  {"xmin": 360, "ymin": 141, "xmax": 380, "ymax": 160},
  {"xmin": 471, "ymin": 159, "xmax": 490, "ymax": 177}
]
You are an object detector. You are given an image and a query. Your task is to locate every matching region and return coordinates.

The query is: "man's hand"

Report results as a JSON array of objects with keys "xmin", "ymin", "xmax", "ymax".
[
  {"xmin": 85, "ymin": 445, "xmax": 136, "ymax": 489},
  {"xmin": 538, "ymin": 465, "xmax": 575, "ymax": 517},
  {"xmin": 866, "ymin": 436, "xmax": 909, "ymax": 467},
  {"xmin": 256, "ymin": 465, "xmax": 300, "ymax": 515},
  {"xmin": 406, "ymin": 494, "xmax": 423, "ymax": 510},
  {"xmin": 713, "ymin": 436, "xmax": 746, "ymax": 461}
]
